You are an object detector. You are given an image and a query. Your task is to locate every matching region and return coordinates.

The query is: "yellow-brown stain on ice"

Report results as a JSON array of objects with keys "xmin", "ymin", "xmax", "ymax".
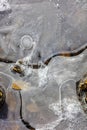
[
  {"xmin": 12, "ymin": 80, "xmax": 30, "ymax": 91},
  {"xmin": 6, "ymin": 92, "xmax": 16, "ymax": 112},
  {"xmin": 26, "ymin": 103, "xmax": 39, "ymax": 113}
]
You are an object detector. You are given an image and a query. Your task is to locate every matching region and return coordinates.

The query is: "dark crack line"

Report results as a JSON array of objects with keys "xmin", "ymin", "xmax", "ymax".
[
  {"xmin": 0, "ymin": 57, "xmax": 15, "ymax": 63},
  {"xmin": 11, "ymin": 43, "xmax": 87, "ymax": 75},
  {"xmin": 28, "ymin": 43, "xmax": 87, "ymax": 68},
  {"xmin": 19, "ymin": 91, "xmax": 35, "ymax": 130},
  {"xmin": 44, "ymin": 43, "xmax": 87, "ymax": 65}
]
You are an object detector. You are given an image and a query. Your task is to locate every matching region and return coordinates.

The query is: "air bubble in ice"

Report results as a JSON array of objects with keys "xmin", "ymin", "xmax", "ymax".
[{"xmin": 20, "ymin": 35, "xmax": 35, "ymax": 50}]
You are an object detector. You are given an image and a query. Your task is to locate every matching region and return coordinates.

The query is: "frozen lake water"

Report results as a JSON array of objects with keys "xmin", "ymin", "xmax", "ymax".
[{"xmin": 0, "ymin": 0, "xmax": 87, "ymax": 130}]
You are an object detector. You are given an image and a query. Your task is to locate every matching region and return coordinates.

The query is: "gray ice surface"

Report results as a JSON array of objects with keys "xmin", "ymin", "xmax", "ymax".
[{"xmin": 0, "ymin": 0, "xmax": 87, "ymax": 130}]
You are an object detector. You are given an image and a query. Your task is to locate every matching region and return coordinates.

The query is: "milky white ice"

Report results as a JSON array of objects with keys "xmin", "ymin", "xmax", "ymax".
[{"xmin": 0, "ymin": 0, "xmax": 11, "ymax": 11}]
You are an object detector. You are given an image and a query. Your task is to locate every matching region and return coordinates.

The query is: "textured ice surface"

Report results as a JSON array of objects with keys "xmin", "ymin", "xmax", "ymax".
[{"xmin": 0, "ymin": 0, "xmax": 87, "ymax": 130}]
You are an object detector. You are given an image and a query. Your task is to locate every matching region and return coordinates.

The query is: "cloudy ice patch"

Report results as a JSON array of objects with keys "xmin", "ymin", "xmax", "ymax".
[
  {"xmin": 53, "ymin": 70, "xmax": 76, "ymax": 85},
  {"xmin": 0, "ymin": 0, "xmax": 11, "ymax": 11}
]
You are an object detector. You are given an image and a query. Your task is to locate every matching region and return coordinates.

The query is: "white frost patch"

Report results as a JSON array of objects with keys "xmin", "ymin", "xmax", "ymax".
[
  {"xmin": 0, "ymin": 0, "xmax": 11, "ymax": 11},
  {"xmin": 36, "ymin": 98, "xmax": 84, "ymax": 130},
  {"xmin": 49, "ymin": 102, "xmax": 62, "ymax": 116},
  {"xmin": 38, "ymin": 66, "xmax": 48, "ymax": 87},
  {"xmin": 62, "ymin": 98, "xmax": 83, "ymax": 120},
  {"xmin": 24, "ymin": 66, "xmax": 33, "ymax": 76},
  {"xmin": 36, "ymin": 102, "xmax": 63, "ymax": 130}
]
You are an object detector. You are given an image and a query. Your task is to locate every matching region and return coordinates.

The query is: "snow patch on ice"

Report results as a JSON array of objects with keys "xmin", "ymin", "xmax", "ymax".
[
  {"xmin": 0, "ymin": 0, "xmax": 11, "ymax": 11},
  {"xmin": 38, "ymin": 66, "xmax": 48, "ymax": 88}
]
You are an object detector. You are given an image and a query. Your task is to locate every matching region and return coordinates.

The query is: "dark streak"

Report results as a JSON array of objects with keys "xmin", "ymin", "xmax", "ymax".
[
  {"xmin": 11, "ymin": 43, "xmax": 87, "ymax": 74},
  {"xmin": 0, "ymin": 57, "xmax": 15, "ymax": 63},
  {"xmin": 19, "ymin": 91, "xmax": 35, "ymax": 130},
  {"xmin": 28, "ymin": 43, "xmax": 87, "ymax": 68},
  {"xmin": 0, "ymin": 86, "xmax": 6, "ymax": 108},
  {"xmin": 44, "ymin": 44, "xmax": 87, "ymax": 65}
]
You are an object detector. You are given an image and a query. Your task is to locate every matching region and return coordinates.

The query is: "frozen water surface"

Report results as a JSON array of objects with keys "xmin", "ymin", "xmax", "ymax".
[{"xmin": 0, "ymin": 0, "xmax": 87, "ymax": 130}]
